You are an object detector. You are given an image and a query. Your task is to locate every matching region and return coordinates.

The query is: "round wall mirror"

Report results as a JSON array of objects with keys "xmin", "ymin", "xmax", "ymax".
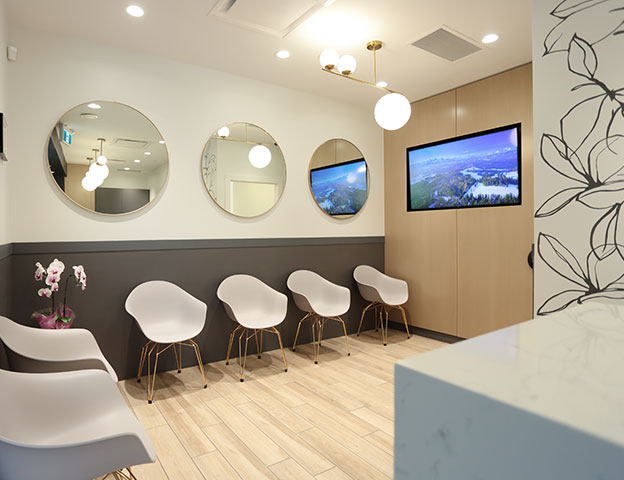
[
  {"xmin": 309, "ymin": 139, "xmax": 369, "ymax": 217},
  {"xmin": 202, "ymin": 122, "xmax": 286, "ymax": 218},
  {"xmin": 46, "ymin": 101, "xmax": 168, "ymax": 215}
]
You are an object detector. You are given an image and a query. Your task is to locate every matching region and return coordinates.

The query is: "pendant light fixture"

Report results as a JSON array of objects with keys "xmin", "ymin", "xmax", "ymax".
[
  {"xmin": 80, "ymin": 138, "xmax": 110, "ymax": 191},
  {"xmin": 213, "ymin": 124, "xmax": 272, "ymax": 169},
  {"xmin": 320, "ymin": 40, "xmax": 411, "ymax": 130}
]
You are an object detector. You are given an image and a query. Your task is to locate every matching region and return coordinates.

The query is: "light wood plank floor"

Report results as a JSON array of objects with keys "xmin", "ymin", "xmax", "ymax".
[{"xmin": 114, "ymin": 330, "xmax": 446, "ymax": 480}]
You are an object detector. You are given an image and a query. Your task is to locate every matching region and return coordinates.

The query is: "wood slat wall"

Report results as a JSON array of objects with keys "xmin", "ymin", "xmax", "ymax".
[{"xmin": 384, "ymin": 64, "xmax": 533, "ymax": 338}]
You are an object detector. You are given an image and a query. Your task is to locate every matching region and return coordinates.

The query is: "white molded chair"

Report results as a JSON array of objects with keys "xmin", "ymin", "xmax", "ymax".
[
  {"xmin": 217, "ymin": 274, "xmax": 288, "ymax": 381},
  {"xmin": 353, "ymin": 265, "xmax": 411, "ymax": 345},
  {"xmin": 0, "ymin": 369, "xmax": 156, "ymax": 480},
  {"xmin": 0, "ymin": 315, "xmax": 117, "ymax": 381},
  {"xmin": 125, "ymin": 280, "xmax": 207, "ymax": 403},
  {"xmin": 287, "ymin": 270, "xmax": 351, "ymax": 363}
]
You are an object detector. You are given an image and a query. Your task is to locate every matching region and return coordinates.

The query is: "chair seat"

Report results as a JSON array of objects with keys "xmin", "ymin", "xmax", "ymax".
[
  {"xmin": 310, "ymin": 299, "xmax": 350, "ymax": 318},
  {"xmin": 379, "ymin": 290, "xmax": 408, "ymax": 306},
  {"xmin": 137, "ymin": 318, "xmax": 203, "ymax": 344}
]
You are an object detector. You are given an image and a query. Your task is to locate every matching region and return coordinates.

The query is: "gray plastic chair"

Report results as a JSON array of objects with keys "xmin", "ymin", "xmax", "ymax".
[
  {"xmin": 125, "ymin": 280, "xmax": 208, "ymax": 404},
  {"xmin": 353, "ymin": 265, "xmax": 410, "ymax": 345},
  {"xmin": 0, "ymin": 369, "xmax": 156, "ymax": 480},
  {"xmin": 0, "ymin": 315, "xmax": 117, "ymax": 381},
  {"xmin": 217, "ymin": 274, "xmax": 288, "ymax": 382},
  {"xmin": 287, "ymin": 270, "xmax": 351, "ymax": 364}
]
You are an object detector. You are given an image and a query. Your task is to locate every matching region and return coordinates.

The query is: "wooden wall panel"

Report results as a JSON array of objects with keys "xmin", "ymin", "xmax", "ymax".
[
  {"xmin": 384, "ymin": 64, "xmax": 533, "ymax": 338},
  {"xmin": 455, "ymin": 64, "xmax": 533, "ymax": 337},
  {"xmin": 384, "ymin": 91, "xmax": 458, "ymax": 335}
]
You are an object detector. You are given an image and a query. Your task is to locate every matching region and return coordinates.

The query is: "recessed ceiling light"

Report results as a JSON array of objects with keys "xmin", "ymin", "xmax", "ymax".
[
  {"xmin": 134, "ymin": 159, "xmax": 141, "ymax": 163},
  {"xmin": 482, "ymin": 33, "xmax": 499, "ymax": 44},
  {"xmin": 159, "ymin": 140, "xmax": 165, "ymax": 144},
  {"xmin": 87, "ymin": 103, "xmax": 101, "ymax": 109},
  {"xmin": 275, "ymin": 50, "xmax": 290, "ymax": 59},
  {"xmin": 144, "ymin": 151, "xmax": 151, "ymax": 156},
  {"xmin": 376, "ymin": 81, "xmax": 388, "ymax": 88},
  {"xmin": 126, "ymin": 5, "xmax": 144, "ymax": 17},
  {"xmin": 124, "ymin": 167, "xmax": 130, "ymax": 170},
  {"xmin": 80, "ymin": 113, "xmax": 98, "ymax": 120},
  {"xmin": 325, "ymin": 0, "xmax": 336, "ymax": 6}
]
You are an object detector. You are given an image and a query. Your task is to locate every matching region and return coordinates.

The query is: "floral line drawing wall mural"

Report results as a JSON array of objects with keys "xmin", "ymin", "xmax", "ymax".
[{"xmin": 535, "ymin": 0, "xmax": 624, "ymax": 315}]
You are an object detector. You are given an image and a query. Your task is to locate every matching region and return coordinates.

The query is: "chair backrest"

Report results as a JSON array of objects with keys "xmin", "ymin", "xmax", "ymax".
[
  {"xmin": 125, "ymin": 280, "xmax": 207, "ymax": 332},
  {"xmin": 287, "ymin": 270, "xmax": 350, "ymax": 314},
  {"xmin": 353, "ymin": 265, "xmax": 408, "ymax": 304},
  {"xmin": 217, "ymin": 274, "xmax": 287, "ymax": 323}
]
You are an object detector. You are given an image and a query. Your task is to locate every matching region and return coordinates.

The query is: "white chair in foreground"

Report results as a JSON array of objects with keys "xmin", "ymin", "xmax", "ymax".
[
  {"xmin": 125, "ymin": 280, "xmax": 207, "ymax": 404},
  {"xmin": 0, "ymin": 315, "xmax": 117, "ymax": 381},
  {"xmin": 217, "ymin": 274, "xmax": 288, "ymax": 382},
  {"xmin": 287, "ymin": 270, "xmax": 351, "ymax": 364},
  {"xmin": 353, "ymin": 265, "xmax": 411, "ymax": 345},
  {"xmin": 0, "ymin": 369, "xmax": 156, "ymax": 480}
]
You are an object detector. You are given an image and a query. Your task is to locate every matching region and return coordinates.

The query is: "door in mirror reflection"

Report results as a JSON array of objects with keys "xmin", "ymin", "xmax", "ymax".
[
  {"xmin": 202, "ymin": 123, "xmax": 286, "ymax": 218},
  {"xmin": 309, "ymin": 139, "xmax": 369, "ymax": 218},
  {"xmin": 46, "ymin": 101, "xmax": 168, "ymax": 215}
]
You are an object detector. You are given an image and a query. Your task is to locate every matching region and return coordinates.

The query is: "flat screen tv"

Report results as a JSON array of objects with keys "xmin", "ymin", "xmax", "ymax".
[
  {"xmin": 310, "ymin": 158, "xmax": 367, "ymax": 215},
  {"xmin": 406, "ymin": 123, "xmax": 521, "ymax": 211}
]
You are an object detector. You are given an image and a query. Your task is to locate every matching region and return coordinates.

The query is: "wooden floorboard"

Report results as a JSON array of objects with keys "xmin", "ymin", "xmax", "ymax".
[{"xmin": 114, "ymin": 330, "xmax": 445, "ymax": 480}]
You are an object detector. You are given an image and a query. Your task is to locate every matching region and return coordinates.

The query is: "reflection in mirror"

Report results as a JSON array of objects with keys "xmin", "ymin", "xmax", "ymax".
[
  {"xmin": 202, "ymin": 123, "xmax": 286, "ymax": 218},
  {"xmin": 47, "ymin": 101, "xmax": 168, "ymax": 215},
  {"xmin": 309, "ymin": 139, "xmax": 368, "ymax": 217}
]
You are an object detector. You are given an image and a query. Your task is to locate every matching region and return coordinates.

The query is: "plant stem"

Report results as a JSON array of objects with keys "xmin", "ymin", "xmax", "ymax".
[{"xmin": 63, "ymin": 275, "xmax": 70, "ymax": 317}]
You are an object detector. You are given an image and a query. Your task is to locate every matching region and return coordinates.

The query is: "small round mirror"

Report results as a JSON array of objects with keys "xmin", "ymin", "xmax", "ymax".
[
  {"xmin": 46, "ymin": 101, "xmax": 168, "ymax": 215},
  {"xmin": 202, "ymin": 122, "xmax": 286, "ymax": 218},
  {"xmin": 309, "ymin": 139, "xmax": 369, "ymax": 217}
]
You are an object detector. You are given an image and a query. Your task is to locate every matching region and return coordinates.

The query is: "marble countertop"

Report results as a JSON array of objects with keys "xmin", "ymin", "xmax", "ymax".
[{"xmin": 398, "ymin": 301, "xmax": 624, "ymax": 448}]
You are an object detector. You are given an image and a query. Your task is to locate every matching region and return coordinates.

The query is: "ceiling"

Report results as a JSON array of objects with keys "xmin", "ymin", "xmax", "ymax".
[{"xmin": 5, "ymin": 0, "xmax": 532, "ymax": 106}]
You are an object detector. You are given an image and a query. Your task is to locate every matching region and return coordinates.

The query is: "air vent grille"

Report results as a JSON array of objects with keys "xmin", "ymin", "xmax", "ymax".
[
  {"xmin": 111, "ymin": 138, "xmax": 150, "ymax": 149},
  {"xmin": 411, "ymin": 27, "xmax": 481, "ymax": 61}
]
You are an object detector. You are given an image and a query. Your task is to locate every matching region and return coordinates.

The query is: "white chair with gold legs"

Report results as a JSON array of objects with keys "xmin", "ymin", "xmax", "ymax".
[
  {"xmin": 125, "ymin": 280, "xmax": 208, "ymax": 404},
  {"xmin": 287, "ymin": 270, "xmax": 351, "ymax": 364},
  {"xmin": 0, "ymin": 369, "xmax": 156, "ymax": 480},
  {"xmin": 217, "ymin": 274, "xmax": 288, "ymax": 382},
  {"xmin": 0, "ymin": 315, "xmax": 118, "ymax": 381},
  {"xmin": 353, "ymin": 265, "xmax": 411, "ymax": 345}
]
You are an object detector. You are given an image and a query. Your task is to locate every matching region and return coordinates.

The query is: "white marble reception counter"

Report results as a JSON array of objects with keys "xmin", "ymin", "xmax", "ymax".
[{"xmin": 395, "ymin": 301, "xmax": 624, "ymax": 480}]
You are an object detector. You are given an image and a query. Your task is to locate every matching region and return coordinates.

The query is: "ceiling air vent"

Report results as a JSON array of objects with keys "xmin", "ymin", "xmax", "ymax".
[
  {"xmin": 207, "ymin": 0, "xmax": 326, "ymax": 38},
  {"xmin": 111, "ymin": 138, "xmax": 150, "ymax": 149},
  {"xmin": 411, "ymin": 27, "xmax": 482, "ymax": 61}
]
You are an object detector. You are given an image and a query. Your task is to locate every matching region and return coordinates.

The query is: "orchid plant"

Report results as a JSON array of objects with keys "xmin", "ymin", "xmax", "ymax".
[{"xmin": 34, "ymin": 258, "xmax": 87, "ymax": 323}]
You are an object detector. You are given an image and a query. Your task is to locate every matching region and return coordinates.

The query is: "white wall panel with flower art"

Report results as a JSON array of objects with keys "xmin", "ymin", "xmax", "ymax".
[{"xmin": 533, "ymin": 0, "xmax": 624, "ymax": 315}]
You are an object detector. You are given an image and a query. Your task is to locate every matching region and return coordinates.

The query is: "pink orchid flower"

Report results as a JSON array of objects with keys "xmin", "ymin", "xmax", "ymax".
[
  {"xmin": 38, "ymin": 288, "xmax": 53, "ymax": 298},
  {"xmin": 34, "ymin": 262, "xmax": 46, "ymax": 281},
  {"xmin": 46, "ymin": 274, "xmax": 60, "ymax": 286},
  {"xmin": 47, "ymin": 259, "xmax": 65, "ymax": 276}
]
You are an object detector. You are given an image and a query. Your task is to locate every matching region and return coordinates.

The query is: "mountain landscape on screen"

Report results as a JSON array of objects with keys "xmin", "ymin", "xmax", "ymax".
[
  {"xmin": 408, "ymin": 126, "xmax": 520, "ymax": 210},
  {"xmin": 311, "ymin": 159, "xmax": 367, "ymax": 215}
]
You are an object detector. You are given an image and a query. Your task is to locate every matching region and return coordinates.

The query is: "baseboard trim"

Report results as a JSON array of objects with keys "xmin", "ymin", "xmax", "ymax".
[{"xmin": 389, "ymin": 321, "xmax": 464, "ymax": 344}]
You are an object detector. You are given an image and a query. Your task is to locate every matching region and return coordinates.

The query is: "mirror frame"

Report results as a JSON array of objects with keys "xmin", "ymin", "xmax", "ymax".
[
  {"xmin": 201, "ymin": 122, "xmax": 287, "ymax": 219},
  {"xmin": 308, "ymin": 138, "xmax": 370, "ymax": 219},
  {"xmin": 45, "ymin": 100, "xmax": 169, "ymax": 216}
]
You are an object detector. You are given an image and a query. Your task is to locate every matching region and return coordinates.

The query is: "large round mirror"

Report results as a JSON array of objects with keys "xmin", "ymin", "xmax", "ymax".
[
  {"xmin": 202, "ymin": 123, "xmax": 286, "ymax": 218},
  {"xmin": 309, "ymin": 139, "xmax": 369, "ymax": 217},
  {"xmin": 46, "ymin": 101, "xmax": 168, "ymax": 215}
]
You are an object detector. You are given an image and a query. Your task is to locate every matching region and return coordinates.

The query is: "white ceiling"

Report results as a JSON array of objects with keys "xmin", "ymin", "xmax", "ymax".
[{"xmin": 5, "ymin": 0, "xmax": 532, "ymax": 106}]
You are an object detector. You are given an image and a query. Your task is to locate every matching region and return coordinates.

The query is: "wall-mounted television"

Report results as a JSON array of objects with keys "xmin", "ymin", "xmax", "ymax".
[
  {"xmin": 310, "ymin": 158, "xmax": 367, "ymax": 215},
  {"xmin": 406, "ymin": 123, "xmax": 521, "ymax": 211}
]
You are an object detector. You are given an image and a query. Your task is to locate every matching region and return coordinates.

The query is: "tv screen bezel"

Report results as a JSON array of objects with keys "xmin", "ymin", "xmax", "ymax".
[
  {"xmin": 406, "ymin": 122, "xmax": 522, "ymax": 212},
  {"xmin": 309, "ymin": 157, "xmax": 368, "ymax": 216}
]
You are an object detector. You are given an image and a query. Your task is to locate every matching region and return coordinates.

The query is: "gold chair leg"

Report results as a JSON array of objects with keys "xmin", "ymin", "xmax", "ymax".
[
  {"xmin": 292, "ymin": 312, "xmax": 311, "ymax": 351},
  {"xmin": 357, "ymin": 302, "xmax": 376, "ymax": 336},
  {"xmin": 271, "ymin": 326, "xmax": 288, "ymax": 372},
  {"xmin": 319, "ymin": 318, "xmax": 326, "ymax": 346},
  {"xmin": 398, "ymin": 305, "xmax": 410, "ymax": 339},
  {"xmin": 260, "ymin": 329, "xmax": 264, "ymax": 356},
  {"xmin": 137, "ymin": 341, "xmax": 151, "ymax": 383},
  {"xmin": 383, "ymin": 307, "xmax": 389, "ymax": 346},
  {"xmin": 238, "ymin": 328, "xmax": 250, "ymax": 382},
  {"xmin": 189, "ymin": 339, "xmax": 208, "ymax": 389},
  {"xmin": 254, "ymin": 328, "xmax": 262, "ymax": 359},
  {"xmin": 173, "ymin": 341, "xmax": 181, "ymax": 373},
  {"xmin": 335, "ymin": 316, "xmax": 351, "ymax": 356},
  {"xmin": 147, "ymin": 343, "xmax": 161, "ymax": 404},
  {"xmin": 226, "ymin": 325, "xmax": 241, "ymax": 365},
  {"xmin": 311, "ymin": 316, "xmax": 319, "ymax": 364}
]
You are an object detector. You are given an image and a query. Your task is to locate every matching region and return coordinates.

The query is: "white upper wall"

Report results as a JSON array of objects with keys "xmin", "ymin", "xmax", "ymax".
[
  {"xmin": 0, "ymin": 0, "xmax": 9, "ymax": 244},
  {"xmin": 7, "ymin": 26, "xmax": 384, "ymax": 242}
]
